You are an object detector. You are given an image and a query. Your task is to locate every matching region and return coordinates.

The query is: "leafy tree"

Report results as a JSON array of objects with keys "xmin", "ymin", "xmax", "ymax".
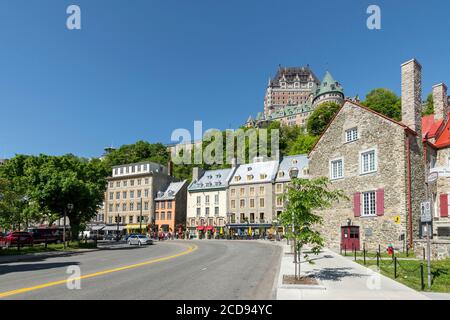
[
  {"xmin": 279, "ymin": 177, "xmax": 346, "ymax": 279},
  {"xmin": 287, "ymin": 134, "xmax": 318, "ymax": 155},
  {"xmin": 306, "ymin": 102, "xmax": 341, "ymax": 136},
  {"xmin": 422, "ymin": 93, "xmax": 434, "ymax": 116},
  {"xmin": 362, "ymin": 88, "xmax": 401, "ymax": 121},
  {"xmin": 103, "ymin": 141, "xmax": 170, "ymax": 168}
]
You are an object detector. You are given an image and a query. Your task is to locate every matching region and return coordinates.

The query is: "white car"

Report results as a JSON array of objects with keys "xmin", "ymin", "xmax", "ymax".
[{"xmin": 127, "ymin": 234, "xmax": 153, "ymax": 246}]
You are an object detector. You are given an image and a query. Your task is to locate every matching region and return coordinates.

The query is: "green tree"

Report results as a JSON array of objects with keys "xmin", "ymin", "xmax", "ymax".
[
  {"xmin": 287, "ymin": 134, "xmax": 318, "ymax": 155},
  {"xmin": 103, "ymin": 141, "xmax": 170, "ymax": 168},
  {"xmin": 362, "ymin": 88, "xmax": 401, "ymax": 121},
  {"xmin": 422, "ymin": 93, "xmax": 434, "ymax": 116},
  {"xmin": 279, "ymin": 177, "xmax": 346, "ymax": 279},
  {"xmin": 306, "ymin": 102, "xmax": 341, "ymax": 136}
]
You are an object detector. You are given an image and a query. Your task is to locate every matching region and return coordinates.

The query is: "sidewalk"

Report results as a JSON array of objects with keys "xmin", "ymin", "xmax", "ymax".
[{"xmin": 276, "ymin": 244, "xmax": 429, "ymax": 300}]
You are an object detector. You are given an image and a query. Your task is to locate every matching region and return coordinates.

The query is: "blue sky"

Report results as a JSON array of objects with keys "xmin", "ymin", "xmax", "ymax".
[{"xmin": 0, "ymin": 0, "xmax": 449, "ymax": 159}]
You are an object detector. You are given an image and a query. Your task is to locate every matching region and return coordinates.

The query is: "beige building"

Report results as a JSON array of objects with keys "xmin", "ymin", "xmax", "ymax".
[
  {"xmin": 104, "ymin": 161, "xmax": 175, "ymax": 235},
  {"xmin": 309, "ymin": 59, "xmax": 426, "ymax": 252},
  {"xmin": 227, "ymin": 157, "xmax": 279, "ymax": 236}
]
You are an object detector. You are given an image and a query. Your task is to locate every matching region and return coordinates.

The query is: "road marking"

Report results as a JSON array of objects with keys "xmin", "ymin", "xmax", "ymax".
[{"xmin": 0, "ymin": 244, "xmax": 197, "ymax": 299}]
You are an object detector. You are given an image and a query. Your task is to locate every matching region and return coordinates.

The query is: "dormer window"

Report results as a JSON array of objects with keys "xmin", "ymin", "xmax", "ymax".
[
  {"xmin": 260, "ymin": 174, "xmax": 267, "ymax": 179},
  {"xmin": 278, "ymin": 171, "xmax": 285, "ymax": 178},
  {"xmin": 234, "ymin": 176, "xmax": 241, "ymax": 181},
  {"xmin": 247, "ymin": 174, "xmax": 254, "ymax": 181}
]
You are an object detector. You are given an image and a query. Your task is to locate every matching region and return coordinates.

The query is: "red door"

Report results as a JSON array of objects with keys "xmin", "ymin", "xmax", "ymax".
[{"xmin": 341, "ymin": 226, "xmax": 360, "ymax": 251}]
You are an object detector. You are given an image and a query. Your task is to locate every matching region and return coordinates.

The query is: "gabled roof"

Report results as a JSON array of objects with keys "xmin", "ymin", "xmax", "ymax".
[
  {"xmin": 433, "ymin": 113, "xmax": 450, "ymax": 148},
  {"xmin": 229, "ymin": 159, "xmax": 279, "ymax": 185},
  {"xmin": 155, "ymin": 180, "xmax": 187, "ymax": 200},
  {"xmin": 308, "ymin": 99, "xmax": 417, "ymax": 157},
  {"xmin": 422, "ymin": 114, "xmax": 445, "ymax": 139},
  {"xmin": 188, "ymin": 168, "xmax": 235, "ymax": 191},
  {"xmin": 276, "ymin": 155, "xmax": 309, "ymax": 182}
]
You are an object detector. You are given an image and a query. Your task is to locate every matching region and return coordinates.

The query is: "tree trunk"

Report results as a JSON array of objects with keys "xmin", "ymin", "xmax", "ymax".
[{"xmin": 69, "ymin": 216, "xmax": 80, "ymax": 241}]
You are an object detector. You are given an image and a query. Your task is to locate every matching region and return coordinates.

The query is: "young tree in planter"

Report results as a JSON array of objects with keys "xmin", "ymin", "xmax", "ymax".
[{"xmin": 279, "ymin": 177, "xmax": 346, "ymax": 280}]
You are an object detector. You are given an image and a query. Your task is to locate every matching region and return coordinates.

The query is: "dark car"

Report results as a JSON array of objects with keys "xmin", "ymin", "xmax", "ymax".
[{"xmin": 3, "ymin": 232, "xmax": 34, "ymax": 247}]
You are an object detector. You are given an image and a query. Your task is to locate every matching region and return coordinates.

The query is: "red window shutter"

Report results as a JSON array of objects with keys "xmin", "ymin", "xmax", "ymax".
[
  {"xmin": 353, "ymin": 193, "xmax": 361, "ymax": 217},
  {"xmin": 376, "ymin": 189, "xmax": 384, "ymax": 216},
  {"xmin": 440, "ymin": 194, "xmax": 448, "ymax": 218}
]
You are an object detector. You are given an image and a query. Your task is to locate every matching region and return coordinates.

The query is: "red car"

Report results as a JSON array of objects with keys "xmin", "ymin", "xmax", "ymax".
[{"xmin": 2, "ymin": 231, "xmax": 34, "ymax": 247}]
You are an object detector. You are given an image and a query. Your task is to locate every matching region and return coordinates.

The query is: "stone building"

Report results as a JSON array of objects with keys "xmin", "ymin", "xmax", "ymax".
[
  {"xmin": 246, "ymin": 67, "xmax": 344, "ymax": 128},
  {"xmin": 104, "ymin": 161, "xmax": 175, "ymax": 235},
  {"xmin": 186, "ymin": 167, "xmax": 236, "ymax": 238},
  {"xmin": 308, "ymin": 59, "xmax": 426, "ymax": 252},
  {"xmin": 227, "ymin": 157, "xmax": 279, "ymax": 236},
  {"xmin": 422, "ymin": 83, "xmax": 450, "ymax": 244},
  {"xmin": 154, "ymin": 180, "xmax": 188, "ymax": 233}
]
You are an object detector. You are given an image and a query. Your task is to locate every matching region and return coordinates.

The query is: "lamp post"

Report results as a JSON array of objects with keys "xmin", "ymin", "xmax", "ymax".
[
  {"xmin": 139, "ymin": 197, "xmax": 143, "ymax": 234},
  {"xmin": 289, "ymin": 167, "xmax": 299, "ymax": 279},
  {"xmin": 116, "ymin": 211, "xmax": 120, "ymax": 242},
  {"xmin": 65, "ymin": 203, "xmax": 73, "ymax": 249}
]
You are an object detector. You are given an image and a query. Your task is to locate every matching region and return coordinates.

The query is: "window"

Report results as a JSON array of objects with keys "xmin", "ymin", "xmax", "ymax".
[
  {"xmin": 260, "ymin": 198, "xmax": 265, "ymax": 208},
  {"xmin": 277, "ymin": 196, "xmax": 283, "ymax": 207},
  {"xmin": 167, "ymin": 201, "xmax": 172, "ymax": 209},
  {"xmin": 205, "ymin": 195, "xmax": 210, "ymax": 205},
  {"xmin": 240, "ymin": 213, "xmax": 246, "ymax": 222},
  {"xmin": 214, "ymin": 207, "xmax": 219, "ymax": 216},
  {"xmin": 330, "ymin": 159, "xmax": 344, "ymax": 180},
  {"xmin": 155, "ymin": 202, "xmax": 159, "ymax": 210},
  {"xmin": 123, "ymin": 180, "xmax": 128, "ymax": 187},
  {"xmin": 108, "ymin": 204, "xmax": 113, "ymax": 212},
  {"xmin": 205, "ymin": 207, "xmax": 210, "ymax": 216},
  {"xmin": 197, "ymin": 196, "xmax": 201, "ymax": 205},
  {"xmin": 196, "ymin": 208, "xmax": 200, "ymax": 217},
  {"xmin": 249, "ymin": 187, "xmax": 255, "ymax": 196},
  {"xmin": 161, "ymin": 212, "xmax": 165, "ymax": 220},
  {"xmin": 130, "ymin": 180, "xmax": 135, "ymax": 186},
  {"xmin": 259, "ymin": 212, "xmax": 264, "ymax": 222},
  {"xmin": 123, "ymin": 191, "xmax": 127, "ymax": 199},
  {"xmin": 130, "ymin": 203, "xmax": 134, "ymax": 211},
  {"xmin": 145, "ymin": 178, "xmax": 149, "ymax": 184},
  {"xmin": 130, "ymin": 191, "xmax": 134, "ymax": 198},
  {"xmin": 240, "ymin": 188, "xmax": 245, "ymax": 196},
  {"xmin": 230, "ymin": 188, "xmax": 236, "ymax": 196},
  {"xmin": 137, "ymin": 190, "xmax": 142, "ymax": 198},
  {"xmin": 250, "ymin": 199, "xmax": 255, "ymax": 208},
  {"xmin": 250, "ymin": 213, "xmax": 255, "ymax": 223},
  {"xmin": 122, "ymin": 203, "xmax": 127, "ymax": 211},
  {"xmin": 231, "ymin": 200, "xmax": 236, "ymax": 209},
  {"xmin": 155, "ymin": 212, "xmax": 159, "ymax": 220},
  {"xmin": 240, "ymin": 199, "xmax": 245, "ymax": 208},
  {"xmin": 214, "ymin": 194, "xmax": 219, "ymax": 205},
  {"xmin": 109, "ymin": 192, "xmax": 113, "ymax": 200},
  {"xmin": 259, "ymin": 186, "xmax": 265, "ymax": 194},
  {"xmin": 276, "ymin": 184, "xmax": 283, "ymax": 193},
  {"xmin": 362, "ymin": 191, "xmax": 376, "ymax": 216},
  {"xmin": 116, "ymin": 181, "xmax": 120, "ymax": 188},
  {"xmin": 129, "ymin": 216, "xmax": 133, "ymax": 223},
  {"xmin": 167, "ymin": 212, "xmax": 172, "ymax": 220},
  {"xmin": 361, "ymin": 150, "xmax": 376, "ymax": 174},
  {"xmin": 144, "ymin": 202, "xmax": 149, "ymax": 210},
  {"xmin": 161, "ymin": 202, "xmax": 165, "ymax": 209},
  {"xmin": 116, "ymin": 192, "xmax": 120, "ymax": 200},
  {"xmin": 115, "ymin": 204, "xmax": 120, "ymax": 212},
  {"xmin": 138, "ymin": 179, "xmax": 142, "ymax": 186},
  {"xmin": 109, "ymin": 182, "xmax": 114, "ymax": 188},
  {"xmin": 345, "ymin": 128, "xmax": 358, "ymax": 143}
]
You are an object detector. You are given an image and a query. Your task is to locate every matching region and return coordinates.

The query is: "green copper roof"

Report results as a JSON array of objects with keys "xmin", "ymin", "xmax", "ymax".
[{"xmin": 315, "ymin": 71, "xmax": 344, "ymax": 97}]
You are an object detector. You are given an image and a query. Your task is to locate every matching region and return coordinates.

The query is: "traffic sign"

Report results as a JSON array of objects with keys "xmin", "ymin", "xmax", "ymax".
[
  {"xmin": 394, "ymin": 216, "xmax": 401, "ymax": 224},
  {"xmin": 421, "ymin": 201, "xmax": 432, "ymax": 222}
]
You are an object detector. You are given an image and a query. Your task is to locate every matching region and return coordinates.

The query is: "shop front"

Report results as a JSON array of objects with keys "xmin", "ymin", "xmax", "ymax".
[
  {"xmin": 226, "ymin": 223, "xmax": 272, "ymax": 239},
  {"xmin": 124, "ymin": 224, "xmax": 148, "ymax": 235}
]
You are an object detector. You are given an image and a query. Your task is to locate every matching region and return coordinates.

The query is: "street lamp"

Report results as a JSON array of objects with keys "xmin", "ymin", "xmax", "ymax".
[
  {"xmin": 65, "ymin": 203, "xmax": 73, "ymax": 249},
  {"xmin": 289, "ymin": 167, "xmax": 299, "ymax": 279}
]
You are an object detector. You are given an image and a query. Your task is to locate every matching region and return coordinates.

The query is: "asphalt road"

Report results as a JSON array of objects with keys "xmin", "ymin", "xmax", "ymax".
[{"xmin": 0, "ymin": 240, "xmax": 282, "ymax": 300}]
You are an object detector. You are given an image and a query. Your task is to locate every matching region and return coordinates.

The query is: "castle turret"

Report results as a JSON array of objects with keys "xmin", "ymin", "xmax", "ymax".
[{"xmin": 312, "ymin": 71, "xmax": 344, "ymax": 108}]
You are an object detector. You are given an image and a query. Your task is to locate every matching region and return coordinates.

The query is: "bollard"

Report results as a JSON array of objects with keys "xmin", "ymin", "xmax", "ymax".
[
  {"xmin": 354, "ymin": 246, "xmax": 357, "ymax": 261},
  {"xmin": 363, "ymin": 243, "xmax": 366, "ymax": 265},
  {"xmin": 392, "ymin": 247, "xmax": 395, "ymax": 260},
  {"xmin": 420, "ymin": 263, "xmax": 425, "ymax": 291},
  {"xmin": 377, "ymin": 252, "xmax": 380, "ymax": 268},
  {"xmin": 344, "ymin": 246, "xmax": 347, "ymax": 256},
  {"xmin": 423, "ymin": 247, "xmax": 426, "ymax": 261},
  {"xmin": 394, "ymin": 257, "xmax": 397, "ymax": 278}
]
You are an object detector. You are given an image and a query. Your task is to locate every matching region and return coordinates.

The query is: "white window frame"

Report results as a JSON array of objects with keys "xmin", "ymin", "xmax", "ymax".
[
  {"xmin": 360, "ymin": 148, "xmax": 377, "ymax": 175},
  {"xmin": 345, "ymin": 127, "xmax": 358, "ymax": 143},
  {"xmin": 361, "ymin": 191, "xmax": 376, "ymax": 217},
  {"xmin": 329, "ymin": 157, "xmax": 344, "ymax": 180}
]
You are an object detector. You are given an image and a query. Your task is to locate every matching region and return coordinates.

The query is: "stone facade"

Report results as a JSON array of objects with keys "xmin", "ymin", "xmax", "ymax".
[{"xmin": 414, "ymin": 239, "xmax": 450, "ymax": 260}]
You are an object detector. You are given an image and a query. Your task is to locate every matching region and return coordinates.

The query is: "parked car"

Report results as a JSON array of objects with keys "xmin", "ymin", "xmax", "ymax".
[
  {"xmin": 124, "ymin": 233, "xmax": 139, "ymax": 241},
  {"xmin": 28, "ymin": 228, "xmax": 63, "ymax": 244},
  {"xmin": 2, "ymin": 232, "xmax": 34, "ymax": 247},
  {"xmin": 127, "ymin": 234, "xmax": 153, "ymax": 246}
]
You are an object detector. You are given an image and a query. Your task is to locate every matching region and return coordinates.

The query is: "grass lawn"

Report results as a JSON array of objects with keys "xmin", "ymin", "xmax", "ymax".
[
  {"xmin": 356, "ymin": 259, "xmax": 450, "ymax": 293},
  {"xmin": 0, "ymin": 241, "xmax": 97, "ymax": 256}
]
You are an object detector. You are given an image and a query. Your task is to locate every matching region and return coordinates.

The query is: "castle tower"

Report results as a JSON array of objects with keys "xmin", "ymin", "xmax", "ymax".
[{"xmin": 312, "ymin": 71, "xmax": 344, "ymax": 108}]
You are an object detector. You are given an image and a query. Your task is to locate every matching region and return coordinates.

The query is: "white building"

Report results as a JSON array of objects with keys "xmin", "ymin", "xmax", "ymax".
[{"xmin": 186, "ymin": 167, "xmax": 236, "ymax": 238}]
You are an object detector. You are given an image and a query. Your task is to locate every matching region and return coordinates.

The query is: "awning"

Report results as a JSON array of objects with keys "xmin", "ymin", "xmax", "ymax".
[
  {"xmin": 197, "ymin": 226, "xmax": 205, "ymax": 231},
  {"xmin": 89, "ymin": 225, "xmax": 105, "ymax": 231},
  {"xmin": 205, "ymin": 226, "xmax": 214, "ymax": 231},
  {"xmin": 103, "ymin": 225, "xmax": 125, "ymax": 231},
  {"xmin": 125, "ymin": 224, "xmax": 147, "ymax": 230}
]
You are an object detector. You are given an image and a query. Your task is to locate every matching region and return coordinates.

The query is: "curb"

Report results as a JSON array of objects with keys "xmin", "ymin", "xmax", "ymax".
[{"xmin": 0, "ymin": 248, "xmax": 98, "ymax": 264}]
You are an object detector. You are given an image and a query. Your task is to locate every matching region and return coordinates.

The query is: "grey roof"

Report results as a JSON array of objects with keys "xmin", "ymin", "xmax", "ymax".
[
  {"xmin": 269, "ymin": 66, "xmax": 320, "ymax": 87},
  {"xmin": 188, "ymin": 168, "xmax": 235, "ymax": 191},
  {"xmin": 155, "ymin": 180, "xmax": 187, "ymax": 200},
  {"xmin": 229, "ymin": 159, "xmax": 279, "ymax": 185},
  {"xmin": 276, "ymin": 155, "xmax": 309, "ymax": 182}
]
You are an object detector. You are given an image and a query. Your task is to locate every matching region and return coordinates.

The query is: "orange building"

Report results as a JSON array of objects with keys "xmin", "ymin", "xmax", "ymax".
[{"xmin": 154, "ymin": 181, "xmax": 188, "ymax": 233}]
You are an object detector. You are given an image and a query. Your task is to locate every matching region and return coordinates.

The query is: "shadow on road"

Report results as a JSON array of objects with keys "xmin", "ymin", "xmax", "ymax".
[{"xmin": 0, "ymin": 261, "xmax": 80, "ymax": 276}]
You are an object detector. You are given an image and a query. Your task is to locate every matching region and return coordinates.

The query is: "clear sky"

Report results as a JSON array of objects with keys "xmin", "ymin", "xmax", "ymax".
[{"xmin": 0, "ymin": 0, "xmax": 449, "ymax": 159}]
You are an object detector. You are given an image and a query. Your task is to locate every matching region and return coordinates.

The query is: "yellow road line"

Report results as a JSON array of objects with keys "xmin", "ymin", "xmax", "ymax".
[{"xmin": 0, "ymin": 244, "xmax": 198, "ymax": 299}]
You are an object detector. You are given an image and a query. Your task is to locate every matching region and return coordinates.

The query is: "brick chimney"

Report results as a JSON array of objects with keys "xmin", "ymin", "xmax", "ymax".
[
  {"xmin": 401, "ymin": 59, "xmax": 422, "ymax": 137},
  {"xmin": 432, "ymin": 83, "xmax": 448, "ymax": 122}
]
